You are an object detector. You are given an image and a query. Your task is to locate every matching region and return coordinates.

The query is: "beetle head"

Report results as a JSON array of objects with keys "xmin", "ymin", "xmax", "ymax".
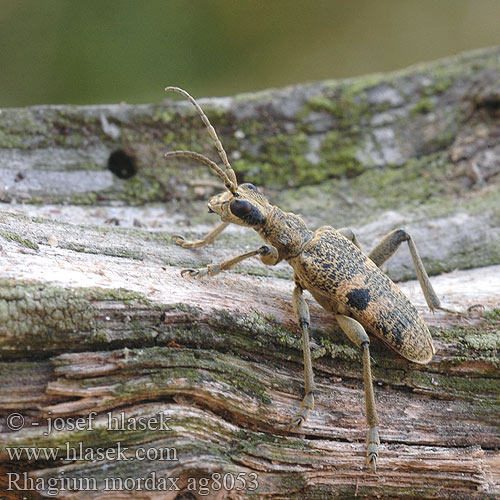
[{"xmin": 208, "ymin": 182, "xmax": 271, "ymax": 228}]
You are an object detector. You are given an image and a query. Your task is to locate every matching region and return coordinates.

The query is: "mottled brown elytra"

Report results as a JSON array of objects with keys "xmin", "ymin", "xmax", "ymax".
[{"xmin": 164, "ymin": 87, "xmax": 461, "ymax": 473}]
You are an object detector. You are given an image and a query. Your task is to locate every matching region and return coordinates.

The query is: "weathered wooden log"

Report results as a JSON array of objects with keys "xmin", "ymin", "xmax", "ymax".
[{"xmin": 0, "ymin": 46, "xmax": 499, "ymax": 499}]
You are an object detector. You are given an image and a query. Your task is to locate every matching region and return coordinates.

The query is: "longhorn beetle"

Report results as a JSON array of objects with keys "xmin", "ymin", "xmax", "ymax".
[{"xmin": 164, "ymin": 87, "xmax": 459, "ymax": 473}]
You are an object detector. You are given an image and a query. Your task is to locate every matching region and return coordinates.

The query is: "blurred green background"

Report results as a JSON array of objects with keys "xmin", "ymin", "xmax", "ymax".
[{"xmin": 2, "ymin": 0, "xmax": 500, "ymax": 107}]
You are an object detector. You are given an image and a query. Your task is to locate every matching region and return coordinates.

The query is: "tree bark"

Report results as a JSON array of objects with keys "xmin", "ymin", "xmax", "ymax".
[{"xmin": 1, "ymin": 46, "xmax": 499, "ymax": 499}]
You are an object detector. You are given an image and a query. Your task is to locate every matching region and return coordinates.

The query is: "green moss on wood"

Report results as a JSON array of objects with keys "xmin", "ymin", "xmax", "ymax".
[
  {"xmin": 351, "ymin": 153, "xmax": 448, "ymax": 210},
  {"xmin": 319, "ymin": 131, "xmax": 364, "ymax": 178},
  {"xmin": 0, "ymin": 130, "xmax": 23, "ymax": 148},
  {"xmin": 53, "ymin": 346, "xmax": 274, "ymax": 407},
  {"xmin": 0, "ymin": 280, "xmax": 156, "ymax": 356},
  {"xmin": 305, "ymin": 83, "xmax": 372, "ymax": 128},
  {"xmin": 0, "ymin": 230, "xmax": 39, "ymax": 250},
  {"xmin": 411, "ymin": 97, "xmax": 434, "ymax": 115},
  {"xmin": 435, "ymin": 309, "xmax": 500, "ymax": 371}
]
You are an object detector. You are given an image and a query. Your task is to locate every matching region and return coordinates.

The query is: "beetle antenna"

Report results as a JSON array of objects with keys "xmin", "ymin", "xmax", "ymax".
[
  {"xmin": 165, "ymin": 86, "xmax": 238, "ymax": 189},
  {"xmin": 165, "ymin": 150, "xmax": 236, "ymax": 193}
]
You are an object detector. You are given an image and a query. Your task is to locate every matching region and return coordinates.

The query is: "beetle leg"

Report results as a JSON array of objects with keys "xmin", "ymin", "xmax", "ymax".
[
  {"xmin": 337, "ymin": 227, "xmax": 362, "ymax": 250},
  {"xmin": 336, "ymin": 314, "xmax": 380, "ymax": 473},
  {"xmin": 368, "ymin": 229, "xmax": 464, "ymax": 314},
  {"xmin": 180, "ymin": 245, "xmax": 276, "ymax": 279},
  {"xmin": 289, "ymin": 283, "xmax": 316, "ymax": 428},
  {"xmin": 173, "ymin": 221, "xmax": 230, "ymax": 248}
]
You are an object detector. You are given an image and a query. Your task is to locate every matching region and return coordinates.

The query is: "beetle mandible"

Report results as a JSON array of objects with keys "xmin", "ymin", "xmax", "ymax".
[{"xmin": 164, "ymin": 86, "xmax": 458, "ymax": 473}]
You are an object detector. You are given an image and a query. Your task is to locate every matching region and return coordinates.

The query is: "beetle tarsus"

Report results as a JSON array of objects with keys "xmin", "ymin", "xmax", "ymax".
[
  {"xmin": 180, "ymin": 267, "xmax": 213, "ymax": 279},
  {"xmin": 289, "ymin": 415, "xmax": 304, "ymax": 429},
  {"xmin": 366, "ymin": 425, "xmax": 380, "ymax": 473},
  {"xmin": 180, "ymin": 268, "xmax": 200, "ymax": 278},
  {"xmin": 367, "ymin": 452, "xmax": 378, "ymax": 473},
  {"xmin": 436, "ymin": 305, "xmax": 470, "ymax": 317},
  {"xmin": 172, "ymin": 234, "xmax": 186, "ymax": 245},
  {"xmin": 289, "ymin": 392, "xmax": 314, "ymax": 429}
]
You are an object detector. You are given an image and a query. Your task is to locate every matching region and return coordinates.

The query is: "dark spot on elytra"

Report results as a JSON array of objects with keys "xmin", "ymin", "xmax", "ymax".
[{"xmin": 346, "ymin": 288, "xmax": 371, "ymax": 311}]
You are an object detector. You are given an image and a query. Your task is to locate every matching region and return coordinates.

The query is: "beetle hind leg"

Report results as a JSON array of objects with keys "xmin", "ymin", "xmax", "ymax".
[
  {"xmin": 368, "ymin": 229, "xmax": 465, "ymax": 315},
  {"xmin": 289, "ymin": 284, "xmax": 316, "ymax": 429},
  {"xmin": 336, "ymin": 314, "xmax": 380, "ymax": 473}
]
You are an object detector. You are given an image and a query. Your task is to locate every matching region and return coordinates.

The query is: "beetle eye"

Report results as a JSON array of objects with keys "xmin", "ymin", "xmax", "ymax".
[
  {"xmin": 230, "ymin": 199, "xmax": 252, "ymax": 217},
  {"xmin": 241, "ymin": 183, "xmax": 257, "ymax": 191}
]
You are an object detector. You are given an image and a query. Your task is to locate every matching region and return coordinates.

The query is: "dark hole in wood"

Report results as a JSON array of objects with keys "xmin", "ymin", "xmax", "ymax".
[{"xmin": 107, "ymin": 149, "xmax": 137, "ymax": 179}]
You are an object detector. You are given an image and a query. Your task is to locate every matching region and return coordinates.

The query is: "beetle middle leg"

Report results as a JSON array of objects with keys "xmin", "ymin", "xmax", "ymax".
[
  {"xmin": 337, "ymin": 227, "xmax": 362, "ymax": 250},
  {"xmin": 367, "ymin": 228, "xmax": 462, "ymax": 314},
  {"xmin": 336, "ymin": 313, "xmax": 380, "ymax": 473},
  {"xmin": 289, "ymin": 282, "xmax": 316, "ymax": 428}
]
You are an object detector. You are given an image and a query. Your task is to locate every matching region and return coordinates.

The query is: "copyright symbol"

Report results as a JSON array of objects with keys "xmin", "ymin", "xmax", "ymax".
[{"xmin": 6, "ymin": 413, "xmax": 25, "ymax": 431}]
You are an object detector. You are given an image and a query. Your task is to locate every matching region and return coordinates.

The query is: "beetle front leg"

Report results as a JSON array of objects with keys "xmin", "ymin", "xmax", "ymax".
[
  {"xmin": 368, "ymin": 229, "xmax": 463, "ymax": 314},
  {"xmin": 181, "ymin": 245, "xmax": 277, "ymax": 279},
  {"xmin": 336, "ymin": 314, "xmax": 380, "ymax": 473},
  {"xmin": 289, "ymin": 283, "xmax": 316, "ymax": 428},
  {"xmin": 173, "ymin": 221, "xmax": 230, "ymax": 248}
]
